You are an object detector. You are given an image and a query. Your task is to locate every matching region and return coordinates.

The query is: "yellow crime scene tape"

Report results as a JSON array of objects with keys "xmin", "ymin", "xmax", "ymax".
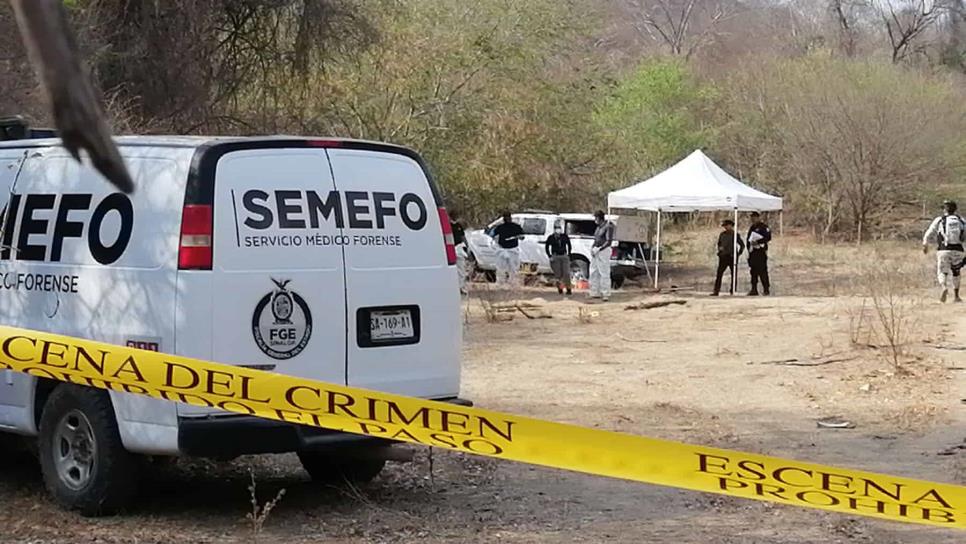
[{"xmin": 0, "ymin": 325, "xmax": 963, "ymax": 530}]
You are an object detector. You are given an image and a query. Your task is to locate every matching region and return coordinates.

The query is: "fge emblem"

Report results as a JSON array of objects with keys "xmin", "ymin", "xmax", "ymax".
[{"xmin": 252, "ymin": 279, "xmax": 312, "ymax": 360}]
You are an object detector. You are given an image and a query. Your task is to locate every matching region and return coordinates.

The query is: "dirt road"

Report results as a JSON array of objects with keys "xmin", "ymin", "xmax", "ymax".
[{"xmin": 0, "ymin": 290, "xmax": 963, "ymax": 543}]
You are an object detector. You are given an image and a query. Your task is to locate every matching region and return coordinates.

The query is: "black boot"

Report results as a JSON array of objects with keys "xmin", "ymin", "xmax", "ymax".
[{"xmin": 747, "ymin": 289, "xmax": 759, "ymax": 296}]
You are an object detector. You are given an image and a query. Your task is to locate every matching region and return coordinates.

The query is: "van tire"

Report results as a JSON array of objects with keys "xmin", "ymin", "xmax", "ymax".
[
  {"xmin": 611, "ymin": 275, "xmax": 625, "ymax": 290},
  {"xmin": 297, "ymin": 450, "xmax": 386, "ymax": 485},
  {"xmin": 38, "ymin": 385, "xmax": 138, "ymax": 516}
]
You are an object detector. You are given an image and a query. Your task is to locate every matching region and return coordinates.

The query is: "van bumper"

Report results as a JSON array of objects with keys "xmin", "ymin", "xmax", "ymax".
[{"xmin": 177, "ymin": 396, "xmax": 473, "ymax": 458}]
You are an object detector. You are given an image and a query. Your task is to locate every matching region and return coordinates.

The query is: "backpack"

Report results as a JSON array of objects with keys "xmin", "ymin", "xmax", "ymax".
[{"xmin": 940, "ymin": 214, "xmax": 966, "ymax": 247}]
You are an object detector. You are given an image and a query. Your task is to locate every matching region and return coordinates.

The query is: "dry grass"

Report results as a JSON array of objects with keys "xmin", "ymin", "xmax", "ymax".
[
  {"xmin": 842, "ymin": 252, "xmax": 928, "ymax": 370},
  {"xmin": 846, "ymin": 298, "xmax": 874, "ymax": 346},
  {"xmin": 655, "ymin": 224, "xmax": 939, "ymax": 372},
  {"xmin": 656, "ymin": 224, "xmax": 933, "ymax": 297},
  {"xmin": 887, "ymin": 403, "xmax": 946, "ymax": 431},
  {"xmin": 246, "ymin": 468, "xmax": 286, "ymax": 544},
  {"xmin": 577, "ymin": 307, "xmax": 597, "ymax": 324}
]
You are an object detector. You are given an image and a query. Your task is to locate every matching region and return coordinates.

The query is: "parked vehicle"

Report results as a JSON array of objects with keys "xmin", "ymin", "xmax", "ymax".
[
  {"xmin": 0, "ymin": 135, "xmax": 467, "ymax": 514},
  {"xmin": 465, "ymin": 212, "xmax": 649, "ymax": 288}
]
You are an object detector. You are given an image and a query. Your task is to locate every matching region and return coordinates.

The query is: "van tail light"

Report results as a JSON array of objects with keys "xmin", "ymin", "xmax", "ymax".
[
  {"xmin": 437, "ymin": 207, "xmax": 458, "ymax": 266},
  {"xmin": 611, "ymin": 247, "xmax": 619, "ymax": 258},
  {"xmin": 178, "ymin": 204, "xmax": 213, "ymax": 270}
]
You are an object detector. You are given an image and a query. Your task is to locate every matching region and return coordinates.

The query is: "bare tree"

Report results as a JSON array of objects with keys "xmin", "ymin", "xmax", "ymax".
[
  {"xmin": 873, "ymin": 0, "xmax": 948, "ymax": 63},
  {"xmin": 829, "ymin": 0, "xmax": 865, "ymax": 56},
  {"xmin": 6, "ymin": 0, "xmax": 374, "ymax": 194},
  {"xmin": 73, "ymin": 0, "xmax": 373, "ymax": 133},
  {"xmin": 629, "ymin": 0, "xmax": 739, "ymax": 59},
  {"xmin": 720, "ymin": 56, "xmax": 964, "ymax": 241},
  {"xmin": 938, "ymin": 0, "xmax": 966, "ymax": 69}
]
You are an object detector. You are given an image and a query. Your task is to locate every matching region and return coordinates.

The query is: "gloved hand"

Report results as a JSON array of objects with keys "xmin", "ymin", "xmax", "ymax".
[{"xmin": 922, "ymin": 245, "xmax": 929, "ymax": 255}]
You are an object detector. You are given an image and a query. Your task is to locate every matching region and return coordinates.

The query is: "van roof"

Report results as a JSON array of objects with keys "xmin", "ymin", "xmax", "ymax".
[
  {"xmin": 0, "ymin": 134, "xmax": 444, "ymax": 207},
  {"xmin": 0, "ymin": 135, "xmax": 406, "ymax": 150}
]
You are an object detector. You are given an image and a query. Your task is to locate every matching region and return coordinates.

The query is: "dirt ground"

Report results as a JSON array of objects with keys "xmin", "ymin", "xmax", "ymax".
[{"xmin": 0, "ymin": 239, "xmax": 964, "ymax": 543}]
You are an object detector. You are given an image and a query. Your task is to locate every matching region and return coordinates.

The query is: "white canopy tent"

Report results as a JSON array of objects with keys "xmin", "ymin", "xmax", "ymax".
[{"xmin": 607, "ymin": 150, "xmax": 783, "ymax": 292}]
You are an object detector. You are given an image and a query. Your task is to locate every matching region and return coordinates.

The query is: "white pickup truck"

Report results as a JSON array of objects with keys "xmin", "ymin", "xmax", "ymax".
[{"xmin": 465, "ymin": 212, "xmax": 649, "ymax": 288}]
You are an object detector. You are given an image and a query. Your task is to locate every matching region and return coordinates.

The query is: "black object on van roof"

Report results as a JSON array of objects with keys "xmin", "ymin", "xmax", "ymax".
[{"xmin": 0, "ymin": 115, "xmax": 56, "ymax": 141}]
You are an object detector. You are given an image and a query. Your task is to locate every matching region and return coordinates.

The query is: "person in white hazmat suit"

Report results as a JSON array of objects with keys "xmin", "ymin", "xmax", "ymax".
[
  {"xmin": 490, "ymin": 212, "xmax": 524, "ymax": 287},
  {"xmin": 590, "ymin": 210, "xmax": 616, "ymax": 301},
  {"xmin": 923, "ymin": 200, "xmax": 966, "ymax": 303}
]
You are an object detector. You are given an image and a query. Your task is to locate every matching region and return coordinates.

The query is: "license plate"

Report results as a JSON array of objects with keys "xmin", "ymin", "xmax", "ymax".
[{"xmin": 370, "ymin": 310, "xmax": 415, "ymax": 341}]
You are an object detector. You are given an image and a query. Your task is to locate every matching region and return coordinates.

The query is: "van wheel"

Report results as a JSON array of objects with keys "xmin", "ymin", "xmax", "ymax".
[
  {"xmin": 297, "ymin": 450, "xmax": 386, "ymax": 485},
  {"xmin": 38, "ymin": 385, "xmax": 138, "ymax": 516},
  {"xmin": 611, "ymin": 275, "xmax": 625, "ymax": 290}
]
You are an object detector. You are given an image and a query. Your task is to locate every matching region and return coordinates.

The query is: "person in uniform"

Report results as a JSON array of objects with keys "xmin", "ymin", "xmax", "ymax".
[
  {"xmin": 923, "ymin": 200, "xmax": 965, "ymax": 303},
  {"xmin": 590, "ymin": 210, "xmax": 615, "ymax": 301},
  {"xmin": 545, "ymin": 222, "xmax": 572, "ymax": 295},
  {"xmin": 712, "ymin": 219, "xmax": 744, "ymax": 296},
  {"xmin": 491, "ymin": 212, "xmax": 524, "ymax": 287},
  {"xmin": 746, "ymin": 211, "xmax": 772, "ymax": 296}
]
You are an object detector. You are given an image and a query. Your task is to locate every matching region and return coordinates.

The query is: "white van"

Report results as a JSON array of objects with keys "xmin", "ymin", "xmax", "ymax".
[{"xmin": 0, "ymin": 136, "xmax": 465, "ymax": 514}]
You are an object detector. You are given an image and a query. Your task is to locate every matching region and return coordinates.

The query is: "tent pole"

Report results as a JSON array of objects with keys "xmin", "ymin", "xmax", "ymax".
[
  {"xmin": 654, "ymin": 210, "xmax": 661, "ymax": 289},
  {"xmin": 733, "ymin": 208, "xmax": 738, "ymax": 296},
  {"xmin": 638, "ymin": 242, "xmax": 652, "ymax": 282}
]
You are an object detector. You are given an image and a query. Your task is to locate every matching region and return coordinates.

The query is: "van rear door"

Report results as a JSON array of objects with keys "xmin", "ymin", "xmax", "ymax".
[
  {"xmin": 327, "ymin": 147, "xmax": 460, "ymax": 399},
  {"xmin": 209, "ymin": 147, "xmax": 346, "ymax": 385}
]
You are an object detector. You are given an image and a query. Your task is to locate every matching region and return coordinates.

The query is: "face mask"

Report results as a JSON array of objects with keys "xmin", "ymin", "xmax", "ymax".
[{"xmin": 554, "ymin": 228, "xmax": 562, "ymax": 234}]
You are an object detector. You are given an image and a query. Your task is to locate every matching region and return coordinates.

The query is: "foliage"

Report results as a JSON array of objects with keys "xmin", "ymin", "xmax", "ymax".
[
  {"xmin": 595, "ymin": 59, "xmax": 717, "ymax": 178},
  {"xmin": 3, "ymin": 0, "xmax": 966, "ymax": 235},
  {"xmin": 245, "ymin": 0, "xmax": 618, "ymax": 223},
  {"xmin": 718, "ymin": 55, "xmax": 966, "ymax": 241},
  {"xmin": 65, "ymin": 0, "xmax": 374, "ymax": 132}
]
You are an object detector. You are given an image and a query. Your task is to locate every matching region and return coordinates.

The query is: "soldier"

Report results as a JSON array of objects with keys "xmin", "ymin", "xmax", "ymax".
[
  {"xmin": 712, "ymin": 219, "xmax": 744, "ymax": 296},
  {"xmin": 746, "ymin": 211, "xmax": 772, "ymax": 296},
  {"xmin": 923, "ymin": 200, "xmax": 965, "ymax": 303}
]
